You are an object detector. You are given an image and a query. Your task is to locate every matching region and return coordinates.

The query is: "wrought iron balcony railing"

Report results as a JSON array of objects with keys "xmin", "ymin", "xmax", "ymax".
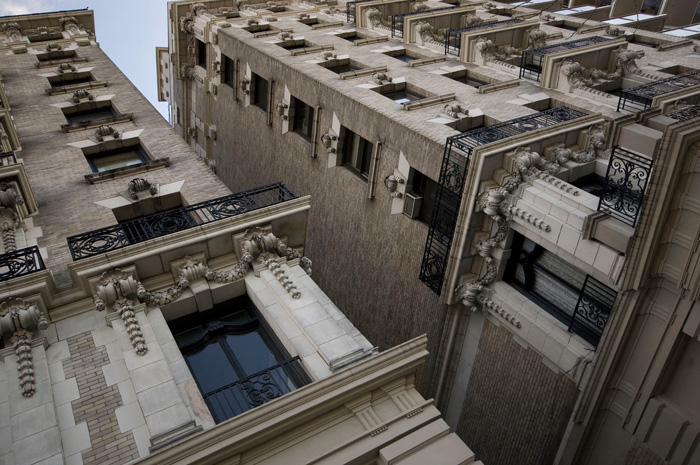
[
  {"xmin": 0, "ymin": 246, "xmax": 46, "ymax": 282},
  {"xmin": 345, "ymin": 0, "xmax": 379, "ymax": 24},
  {"xmin": 0, "ymin": 151, "xmax": 17, "ymax": 166},
  {"xmin": 389, "ymin": 6, "xmax": 458, "ymax": 39},
  {"xmin": 569, "ymin": 275, "xmax": 617, "ymax": 347},
  {"xmin": 202, "ymin": 356, "xmax": 310, "ymax": 424},
  {"xmin": 420, "ymin": 107, "xmax": 587, "ymax": 295},
  {"xmin": 667, "ymin": 104, "xmax": 700, "ymax": 122},
  {"xmin": 444, "ymin": 18, "xmax": 523, "ymax": 55},
  {"xmin": 597, "ymin": 146, "xmax": 653, "ymax": 228},
  {"xmin": 519, "ymin": 36, "xmax": 610, "ymax": 81},
  {"xmin": 67, "ymin": 183, "xmax": 297, "ymax": 260},
  {"xmin": 617, "ymin": 70, "xmax": 700, "ymax": 112}
]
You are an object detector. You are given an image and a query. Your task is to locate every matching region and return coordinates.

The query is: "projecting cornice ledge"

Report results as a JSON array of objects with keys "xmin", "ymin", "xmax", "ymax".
[{"xmin": 135, "ymin": 335, "xmax": 430, "ymax": 465}]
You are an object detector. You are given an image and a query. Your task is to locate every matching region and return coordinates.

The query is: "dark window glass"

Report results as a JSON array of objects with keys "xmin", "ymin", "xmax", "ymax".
[
  {"xmin": 504, "ymin": 233, "xmax": 587, "ymax": 325},
  {"xmin": 340, "ymin": 127, "xmax": 372, "ymax": 178},
  {"xmin": 382, "ymin": 89, "xmax": 423, "ymax": 104},
  {"xmin": 169, "ymin": 297, "xmax": 310, "ymax": 423},
  {"xmin": 292, "ymin": 97, "xmax": 314, "ymax": 139},
  {"xmin": 65, "ymin": 106, "xmax": 117, "ymax": 124},
  {"xmin": 86, "ymin": 145, "xmax": 149, "ymax": 173},
  {"xmin": 198, "ymin": 40, "xmax": 207, "ymax": 69},
  {"xmin": 253, "ymin": 73, "xmax": 268, "ymax": 112},
  {"xmin": 222, "ymin": 54, "xmax": 234, "ymax": 87},
  {"xmin": 410, "ymin": 170, "xmax": 438, "ymax": 224},
  {"xmin": 50, "ymin": 75, "xmax": 94, "ymax": 88}
]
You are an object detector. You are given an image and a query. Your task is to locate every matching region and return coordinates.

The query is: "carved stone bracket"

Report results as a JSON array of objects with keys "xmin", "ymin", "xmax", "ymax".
[
  {"xmin": 0, "ymin": 297, "xmax": 49, "ymax": 397},
  {"xmin": 59, "ymin": 16, "xmax": 83, "ymax": 34},
  {"xmin": 615, "ymin": 46, "xmax": 644, "ymax": 77},
  {"xmin": 2, "ymin": 22, "xmax": 22, "ymax": 42},
  {"xmin": 0, "ymin": 206, "xmax": 19, "ymax": 252},
  {"xmin": 585, "ymin": 123, "xmax": 610, "ymax": 159},
  {"xmin": 56, "ymin": 62, "xmax": 77, "ymax": 74},
  {"xmin": 384, "ymin": 174, "xmax": 405, "ymax": 198},
  {"xmin": 127, "ymin": 178, "xmax": 157, "ymax": 200},
  {"xmin": 70, "ymin": 89, "xmax": 95, "ymax": 104}
]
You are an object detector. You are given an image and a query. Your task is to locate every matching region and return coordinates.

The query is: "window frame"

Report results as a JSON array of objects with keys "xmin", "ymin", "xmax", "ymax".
[
  {"xmin": 339, "ymin": 127, "xmax": 372, "ymax": 179},
  {"xmin": 222, "ymin": 54, "xmax": 235, "ymax": 88},
  {"xmin": 197, "ymin": 39, "xmax": 207, "ymax": 70},
  {"xmin": 408, "ymin": 169, "xmax": 438, "ymax": 225},
  {"xmin": 292, "ymin": 97, "xmax": 314, "ymax": 140},
  {"xmin": 252, "ymin": 73, "xmax": 269, "ymax": 112},
  {"xmin": 85, "ymin": 144, "xmax": 150, "ymax": 173}
]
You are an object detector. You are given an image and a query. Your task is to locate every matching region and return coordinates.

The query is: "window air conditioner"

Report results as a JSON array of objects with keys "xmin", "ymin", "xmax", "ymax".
[{"xmin": 403, "ymin": 192, "xmax": 422, "ymax": 219}]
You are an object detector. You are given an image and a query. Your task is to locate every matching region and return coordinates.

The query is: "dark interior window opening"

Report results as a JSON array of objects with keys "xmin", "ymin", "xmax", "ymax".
[
  {"xmin": 448, "ymin": 72, "xmax": 488, "ymax": 88},
  {"xmin": 222, "ymin": 54, "xmax": 235, "ymax": 87},
  {"xmin": 64, "ymin": 105, "xmax": 117, "ymax": 125},
  {"xmin": 86, "ymin": 145, "xmax": 149, "ymax": 173},
  {"xmin": 50, "ymin": 75, "xmax": 94, "ymax": 88},
  {"xmin": 168, "ymin": 296, "xmax": 310, "ymax": 423},
  {"xmin": 198, "ymin": 40, "xmax": 207, "ymax": 69},
  {"xmin": 381, "ymin": 89, "xmax": 424, "ymax": 104},
  {"xmin": 339, "ymin": 127, "xmax": 373, "ymax": 178},
  {"xmin": 571, "ymin": 173, "xmax": 605, "ymax": 197},
  {"xmin": 408, "ymin": 169, "xmax": 438, "ymax": 224},
  {"xmin": 253, "ymin": 73, "xmax": 269, "ymax": 112},
  {"xmin": 292, "ymin": 97, "xmax": 314, "ymax": 139}
]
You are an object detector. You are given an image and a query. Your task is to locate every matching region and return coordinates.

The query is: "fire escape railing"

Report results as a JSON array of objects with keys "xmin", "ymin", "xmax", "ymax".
[
  {"xmin": 597, "ymin": 146, "xmax": 653, "ymax": 228},
  {"xmin": 67, "ymin": 183, "xmax": 297, "ymax": 260}
]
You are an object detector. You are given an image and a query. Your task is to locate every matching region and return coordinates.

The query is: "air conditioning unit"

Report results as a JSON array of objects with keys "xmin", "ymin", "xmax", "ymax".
[{"xmin": 403, "ymin": 192, "xmax": 422, "ymax": 219}]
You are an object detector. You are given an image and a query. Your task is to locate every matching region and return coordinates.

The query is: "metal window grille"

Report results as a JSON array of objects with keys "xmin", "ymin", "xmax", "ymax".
[
  {"xmin": 570, "ymin": 275, "xmax": 617, "ymax": 347},
  {"xmin": 597, "ymin": 146, "xmax": 653, "ymax": 228}
]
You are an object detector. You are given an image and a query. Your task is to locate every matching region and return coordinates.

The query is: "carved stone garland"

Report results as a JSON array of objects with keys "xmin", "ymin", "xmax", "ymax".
[{"xmin": 0, "ymin": 297, "xmax": 50, "ymax": 397}]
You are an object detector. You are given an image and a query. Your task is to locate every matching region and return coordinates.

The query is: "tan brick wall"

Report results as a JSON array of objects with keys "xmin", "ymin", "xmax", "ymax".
[
  {"xmin": 456, "ymin": 319, "xmax": 579, "ymax": 465},
  {"xmin": 624, "ymin": 439, "xmax": 668, "ymax": 465},
  {"xmin": 63, "ymin": 331, "xmax": 139, "ymax": 465}
]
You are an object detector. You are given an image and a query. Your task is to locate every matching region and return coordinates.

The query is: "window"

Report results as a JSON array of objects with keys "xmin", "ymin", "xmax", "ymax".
[
  {"xmin": 381, "ymin": 89, "xmax": 423, "ymax": 104},
  {"xmin": 222, "ymin": 54, "xmax": 234, "ymax": 87},
  {"xmin": 169, "ymin": 296, "xmax": 310, "ymax": 423},
  {"xmin": 197, "ymin": 40, "xmax": 207, "ymax": 70},
  {"xmin": 64, "ymin": 105, "xmax": 117, "ymax": 125},
  {"xmin": 408, "ymin": 169, "xmax": 438, "ymax": 224},
  {"xmin": 49, "ymin": 74, "xmax": 94, "ymax": 88},
  {"xmin": 253, "ymin": 73, "xmax": 269, "ymax": 112},
  {"xmin": 292, "ymin": 97, "xmax": 314, "ymax": 139},
  {"xmin": 86, "ymin": 145, "xmax": 149, "ymax": 173},
  {"xmin": 339, "ymin": 127, "xmax": 372, "ymax": 178}
]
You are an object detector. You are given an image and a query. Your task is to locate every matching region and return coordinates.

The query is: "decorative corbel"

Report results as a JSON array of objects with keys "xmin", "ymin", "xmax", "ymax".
[
  {"xmin": 384, "ymin": 174, "xmax": 405, "ymax": 198},
  {"xmin": 46, "ymin": 42, "xmax": 62, "ymax": 51},
  {"xmin": 58, "ymin": 16, "xmax": 83, "ymax": 34},
  {"xmin": 2, "ymin": 22, "xmax": 23, "ymax": 42},
  {"xmin": 56, "ymin": 62, "xmax": 77, "ymax": 74},
  {"xmin": 0, "ymin": 207, "xmax": 19, "ymax": 252},
  {"xmin": 126, "ymin": 178, "xmax": 157, "ymax": 200},
  {"xmin": 240, "ymin": 77, "xmax": 251, "ymax": 95},
  {"xmin": 372, "ymin": 72, "xmax": 392, "ymax": 85},
  {"xmin": 94, "ymin": 125, "xmax": 120, "ymax": 142},
  {"xmin": 191, "ymin": 2, "xmax": 209, "ymax": 16},
  {"xmin": 93, "ymin": 269, "xmax": 148, "ymax": 356},
  {"xmin": 0, "ymin": 297, "xmax": 49, "ymax": 397},
  {"xmin": 321, "ymin": 130, "xmax": 338, "ymax": 153},
  {"xmin": 70, "ymin": 89, "xmax": 95, "ymax": 104}
]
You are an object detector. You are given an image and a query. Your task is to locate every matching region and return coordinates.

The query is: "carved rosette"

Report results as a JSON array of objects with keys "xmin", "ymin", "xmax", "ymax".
[{"xmin": 0, "ymin": 298, "xmax": 49, "ymax": 397}]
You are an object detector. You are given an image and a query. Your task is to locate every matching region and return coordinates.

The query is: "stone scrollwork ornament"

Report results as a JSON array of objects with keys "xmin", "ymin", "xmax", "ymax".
[
  {"xmin": 0, "ymin": 297, "xmax": 50, "ymax": 397},
  {"xmin": 127, "ymin": 178, "xmax": 157, "ymax": 200}
]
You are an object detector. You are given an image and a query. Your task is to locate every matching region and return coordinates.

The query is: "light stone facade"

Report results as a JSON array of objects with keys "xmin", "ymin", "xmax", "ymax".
[
  {"xmin": 0, "ymin": 8, "xmax": 477, "ymax": 465},
  {"xmin": 162, "ymin": 0, "xmax": 700, "ymax": 464}
]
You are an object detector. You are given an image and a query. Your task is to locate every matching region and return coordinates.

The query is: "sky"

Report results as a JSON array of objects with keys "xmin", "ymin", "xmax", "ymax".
[{"xmin": 0, "ymin": 0, "xmax": 172, "ymax": 121}]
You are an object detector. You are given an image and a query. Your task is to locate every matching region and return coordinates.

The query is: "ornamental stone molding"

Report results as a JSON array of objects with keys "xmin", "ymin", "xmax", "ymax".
[
  {"xmin": 0, "ymin": 206, "xmax": 20, "ymax": 252},
  {"xmin": 127, "ymin": 178, "xmax": 157, "ymax": 200},
  {"xmin": 93, "ymin": 268, "xmax": 148, "ymax": 356},
  {"xmin": 70, "ymin": 89, "xmax": 95, "ymax": 104},
  {"xmin": 615, "ymin": 46, "xmax": 644, "ymax": 77},
  {"xmin": 463, "ymin": 13, "xmax": 483, "ymax": 28},
  {"xmin": 372, "ymin": 72, "xmax": 392, "ymax": 85},
  {"xmin": 412, "ymin": 1, "xmax": 429, "ymax": 13},
  {"xmin": 442, "ymin": 102, "xmax": 469, "ymax": 118},
  {"xmin": 474, "ymin": 37, "xmax": 519, "ymax": 65},
  {"xmin": 191, "ymin": 2, "xmax": 209, "ymax": 16},
  {"xmin": 179, "ymin": 13, "xmax": 196, "ymax": 34},
  {"xmin": 560, "ymin": 60, "xmax": 620, "ymax": 93},
  {"xmin": 0, "ymin": 297, "xmax": 49, "ymax": 397},
  {"xmin": 0, "ymin": 183, "xmax": 25, "ymax": 211},
  {"xmin": 94, "ymin": 125, "xmax": 120, "ymax": 142},
  {"xmin": 56, "ymin": 62, "xmax": 77, "ymax": 74},
  {"xmin": 415, "ymin": 21, "xmax": 446, "ymax": 45},
  {"xmin": 585, "ymin": 123, "xmax": 611, "ymax": 159},
  {"xmin": 320, "ymin": 51, "xmax": 337, "ymax": 60},
  {"xmin": 46, "ymin": 42, "xmax": 62, "ymax": 51},
  {"xmin": 2, "ymin": 22, "xmax": 22, "ymax": 42},
  {"xmin": 59, "ymin": 16, "xmax": 82, "ymax": 34},
  {"xmin": 527, "ymin": 26, "xmax": 547, "ymax": 49},
  {"xmin": 366, "ymin": 8, "xmax": 390, "ymax": 29}
]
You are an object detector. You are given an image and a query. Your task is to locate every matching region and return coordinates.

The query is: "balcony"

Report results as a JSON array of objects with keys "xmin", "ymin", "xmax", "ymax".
[
  {"xmin": 445, "ymin": 18, "xmax": 523, "ymax": 56},
  {"xmin": 390, "ymin": 6, "xmax": 458, "ymax": 38},
  {"xmin": 519, "ymin": 36, "xmax": 611, "ymax": 81},
  {"xmin": 617, "ymin": 70, "xmax": 700, "ymax": 111},
  {"xmin": 0, "ymin": 246, "xmax": 46, "ymax": 282},
  {"xmin": 67, "ymin": 183, "xmax": 297, "ymax": 260},
  {"xmin": 420, "ymin": 107, "xmax": 588, "ymax": 295}
]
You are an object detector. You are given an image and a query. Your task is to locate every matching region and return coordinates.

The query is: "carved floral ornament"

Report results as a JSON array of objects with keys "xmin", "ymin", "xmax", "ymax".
[
  {"xmin": 0, "ymin": 297, "xmax": 49, "ymax": 398},
  {"xmin": 92, "ymin": 229, "xmax": 313, "ymax": 350}
]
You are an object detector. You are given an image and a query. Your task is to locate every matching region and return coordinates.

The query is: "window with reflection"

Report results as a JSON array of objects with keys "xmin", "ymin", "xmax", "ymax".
[{"xmin": 169, "ymin": 296, "xmax": 310, "ymax": 423}]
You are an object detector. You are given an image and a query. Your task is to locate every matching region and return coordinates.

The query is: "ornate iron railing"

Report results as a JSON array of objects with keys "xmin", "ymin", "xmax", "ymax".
[
  {"xmin": 390, "ymin": 6, "xmax": 458, "ymax": 38},
  {"xmin": 202, "ymin": 356, "xmax": 310, "ymax": 423},
  {"xmin": 597, "ymin": 146, "xmax": 653, "ymax": 227},
  {"xmin": 0, "ymin": 152, "xmax": 17, "ymax": 166},
  {"xmin": 0, "ymin": 246, "xmax": 46, "ymax": 282},
  {"xmin": 519, "ymin": 36, "xmax": 610, "ymax": 81},
  {"xmin": 569, "ymin": 275, "xmax": 617, "ymax": 347},
  {"xmin": 67, "ymin": 183, "xmax": 297, "ymax": 260},
  {"xmin": 667, "ymin": 104, "xmax": 700, "ymax": 121},
  {"xmin": 420, "ymin": 107, "xmax": 587, "ymax": 294},
  {"xmin": 346, "ymin": 0, "xmax": 378, "ymax": 24},
  {"xmin": 444, "ymin": 18, "xmax": 522, "ymax": 55},
  {"xmin": 617, "ymin": 70, "xmax": 700, "ymax": 112}
]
